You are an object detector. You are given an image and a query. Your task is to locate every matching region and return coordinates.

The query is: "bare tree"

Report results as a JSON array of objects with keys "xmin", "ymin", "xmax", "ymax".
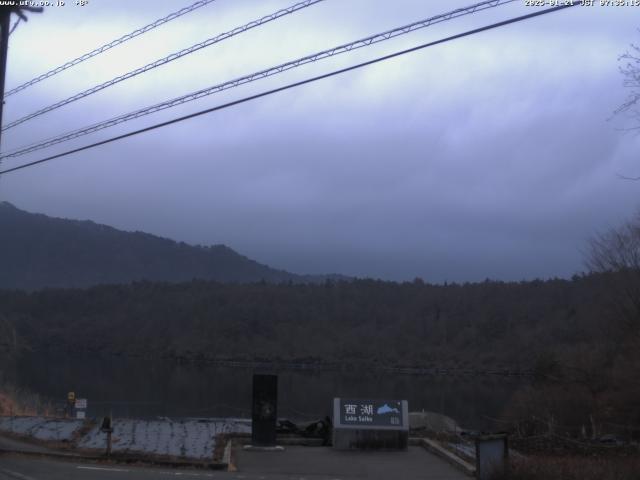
[
  {"xmin": 587, "ymin": 213, "xmax": 640, "ymax": 340},
  {"xmin": 564, "ymin": 218, "xmax": 640, "ymax": 433},
  {"xmin": 588, "ymin": 214, "xmax": 640, "ymax": 272},
  {"xmin": 616, "ymin": 38, "xmax": 640, "ymax": 131}
]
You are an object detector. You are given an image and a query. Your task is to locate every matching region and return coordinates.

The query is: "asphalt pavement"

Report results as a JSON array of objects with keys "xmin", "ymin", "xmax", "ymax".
[
  {"xmin": 0, "ymin": 435, "xmax": 55, "ymax": 455},
  {"xmin": 0, "ymin": 445, "xmax": 469, "ymax": 480},
  {"xmin": 236, "ymin": 446, "xmax": 468, "ymax": 479},
  {"xmin": 0, "ymin": 456, "xmax": 227, "ymax": 480}
]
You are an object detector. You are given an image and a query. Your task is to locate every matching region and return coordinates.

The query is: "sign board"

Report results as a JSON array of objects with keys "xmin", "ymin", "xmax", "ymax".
[
  {"xmin": 338, "ymin": 399, "xmax": 404, "ymax": 427},
  {"xmin": 75, "ymin": 398, "xmax": 87, "ymax": 409},
  {"xmin": 333, "ymin": 398, "xmax": 409, "ymax": 450},
  {"xmin": 67, "ymin": 391, "xmax": 75, "ymax": 403},
  {"xmin": 76, "ymin": 410, "xmax": 86, "ymax": 420},
  {"xmin": 100, "ymin": 416, "xmax": 112, "ymax": 432}
]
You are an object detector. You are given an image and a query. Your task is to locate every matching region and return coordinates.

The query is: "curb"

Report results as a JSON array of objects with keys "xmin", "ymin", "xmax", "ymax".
[
  {"xmin": 222, "ymin": 439, "xmax": 236, "ymax": 472},
  {"xmin": 412, "ymin": 438, "xmax": 476, "ymax": 477},
  {"xmin": 0, "ymin": 447, "xmax": 228, "ymax": 470}
]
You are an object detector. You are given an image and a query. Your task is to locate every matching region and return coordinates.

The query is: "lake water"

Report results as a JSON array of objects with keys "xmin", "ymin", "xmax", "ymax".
[{"xmin": 6, "ymin": 353, "xmax": 526, "ymax": 430}]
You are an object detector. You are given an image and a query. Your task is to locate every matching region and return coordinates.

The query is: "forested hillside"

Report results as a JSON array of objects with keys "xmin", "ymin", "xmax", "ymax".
[
  {"xmin": 5, "ymin": 273, "xmax": 637, "ymax": 436},
  {"xmin": 2, "ymin": 202, "xmax": 639, "ymax": 434},
  {"xmin": 0, "ymin": 275, "xmax": 610, "ymax": 368},
  {"xmin": 0, "ymin": 202, "xmax": 342, "ymax": 290}
]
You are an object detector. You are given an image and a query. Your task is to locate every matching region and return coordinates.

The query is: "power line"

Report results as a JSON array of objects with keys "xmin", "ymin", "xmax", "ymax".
[
  {"xmin": 0, "ymin": 0, "xmax": 518, "ymax": 161},
  {"xmin": 4, "ymin": 0, "xmax": 219, "ymax": 98},
  {"xmin": 2, "ymin": 0, "xmax": 325, "ymax": 132},
  {"xmin": 0, "ymin": 3, "xmax": 578, "ymax": 177}
]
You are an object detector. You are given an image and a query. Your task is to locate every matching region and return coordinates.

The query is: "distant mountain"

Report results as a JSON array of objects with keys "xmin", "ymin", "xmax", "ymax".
[{"xmin": 0, "ymin": 202, "xmax": 344, "ymax": 290}]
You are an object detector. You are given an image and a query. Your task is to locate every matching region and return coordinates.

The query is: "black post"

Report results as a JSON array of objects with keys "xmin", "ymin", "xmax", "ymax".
[
  {"xmin": 100, "ymin": 415, "xmax": 113, "ymax": 457},
  {"xmin": 106, "ymin": 429, "xmax": 112, "ymax": 457},
  {"xmin": 251, "ymin": 374, "xmax": 278, "ymax": 447}
]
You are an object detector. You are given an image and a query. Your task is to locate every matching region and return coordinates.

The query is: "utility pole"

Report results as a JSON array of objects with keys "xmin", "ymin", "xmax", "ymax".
[
  {"xmin": 0, "ymin": 8, "xmax": 11, "ymax": 151},
  {"xmin": 0, "ymin": 5, "xmax": 43, "ymax": 152}
]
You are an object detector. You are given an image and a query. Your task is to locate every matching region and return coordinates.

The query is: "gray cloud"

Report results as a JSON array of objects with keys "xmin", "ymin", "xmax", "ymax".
[{"xmin": 1, "ymin": 0, "xmax": 638, "ymax": 282}]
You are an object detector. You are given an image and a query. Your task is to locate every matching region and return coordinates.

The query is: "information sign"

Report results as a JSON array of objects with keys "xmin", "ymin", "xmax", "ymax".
[
  {"xmin": 333, "ymin": 398, "xmax": 409, "ymax": 450},
  {"xmin": 338, "ymin": 398, "xmax": 404, "ymax": 427}
]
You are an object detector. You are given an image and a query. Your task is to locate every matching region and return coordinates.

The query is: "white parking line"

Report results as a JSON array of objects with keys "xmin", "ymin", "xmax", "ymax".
[
  {"xmin": 76, "ymin": 466, "xmax": 131, "ymax": 473},
  {"xmin": 76, "ymin": 466, "xmax": 218, "ymax": 477},
  {"xmin": 0, "ymin": 469, "xmax": 37, "ymax": 480},
  {"xmin": 155, "ymin": 472, "xmax": 216, "ymax": 477}
]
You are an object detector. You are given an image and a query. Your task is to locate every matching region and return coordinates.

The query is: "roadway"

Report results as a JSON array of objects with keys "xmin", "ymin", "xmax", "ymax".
[
  {"xmin": 1, "ymin": 456, "xmax": 231, "ymax": 480},
  {"xmin": 0, "ymin": 446, "xmax": 469, "ymax": 480}
]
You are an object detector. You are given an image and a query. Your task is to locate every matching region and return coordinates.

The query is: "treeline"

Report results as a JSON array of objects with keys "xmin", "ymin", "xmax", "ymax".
[
  {"xmin": 0, "ymin": 275, "xmax": 611, "ymax": 368},
  {"xmin": 1, "ymin": 273, "xmax": 638, "ymax": 434}
]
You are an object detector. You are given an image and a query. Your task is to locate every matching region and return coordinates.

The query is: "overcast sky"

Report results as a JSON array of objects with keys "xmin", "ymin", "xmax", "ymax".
[{"xmin": 0, "ymin": 0, "xmax": 638, "ymax": 282}]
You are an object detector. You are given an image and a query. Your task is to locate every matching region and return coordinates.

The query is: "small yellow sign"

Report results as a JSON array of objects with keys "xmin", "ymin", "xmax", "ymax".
[{"xmin": 67, "ymin": 391, "xmax": 75, "ymax": 403}]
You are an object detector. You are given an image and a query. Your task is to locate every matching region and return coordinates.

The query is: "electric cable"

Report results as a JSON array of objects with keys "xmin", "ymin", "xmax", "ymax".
[
  {"xmin": 2, "ymin": 0, "xmax": 325, "ymax": 131},
  {"xmin": 0, "ymin": 3, "xmax": 578, "ymax": 176},
  {"xmin": 0, "ymin": 0, "xmax": 517, "ymax": 160},
  {"xmin": 5, "ymin": 0, "xmax": 219, "ymax": 97}
]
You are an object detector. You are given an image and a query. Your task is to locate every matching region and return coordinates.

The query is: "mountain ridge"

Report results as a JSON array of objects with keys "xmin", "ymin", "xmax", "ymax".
[{"xmin": 0, "ymin": 201, "xmax": 347, "ymax": 290}]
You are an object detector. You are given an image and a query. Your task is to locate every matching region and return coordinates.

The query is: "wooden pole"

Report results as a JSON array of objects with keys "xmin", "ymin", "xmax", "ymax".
[{"xmin": 0, "ymin": 8, "xmax": 11, "ymax": 151}]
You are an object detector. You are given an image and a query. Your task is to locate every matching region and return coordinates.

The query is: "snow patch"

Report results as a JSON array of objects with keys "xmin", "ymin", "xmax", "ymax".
[
  {"xmin": 78, "ymin": 417, "xmax": 250, "ymax": 460},
  {"xmin": 0, "ymin": 416, "xmax": 83, "ymax": 441}
]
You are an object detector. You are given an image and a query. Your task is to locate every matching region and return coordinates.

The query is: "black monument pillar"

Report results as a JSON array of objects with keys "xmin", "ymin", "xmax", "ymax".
[{"xmin": 251, "ymin": 374, "xmax": 278, "ymax": 446}]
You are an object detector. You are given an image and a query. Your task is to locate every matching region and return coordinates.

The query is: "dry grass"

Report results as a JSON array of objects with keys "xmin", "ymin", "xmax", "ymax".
[
  {"xmin": 492, "ymin": 455, "xmax": 640, "ymax": 480},
  {"xmin": 0, "ymin": 384, "xmax": 53, "ymax": 416}
]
